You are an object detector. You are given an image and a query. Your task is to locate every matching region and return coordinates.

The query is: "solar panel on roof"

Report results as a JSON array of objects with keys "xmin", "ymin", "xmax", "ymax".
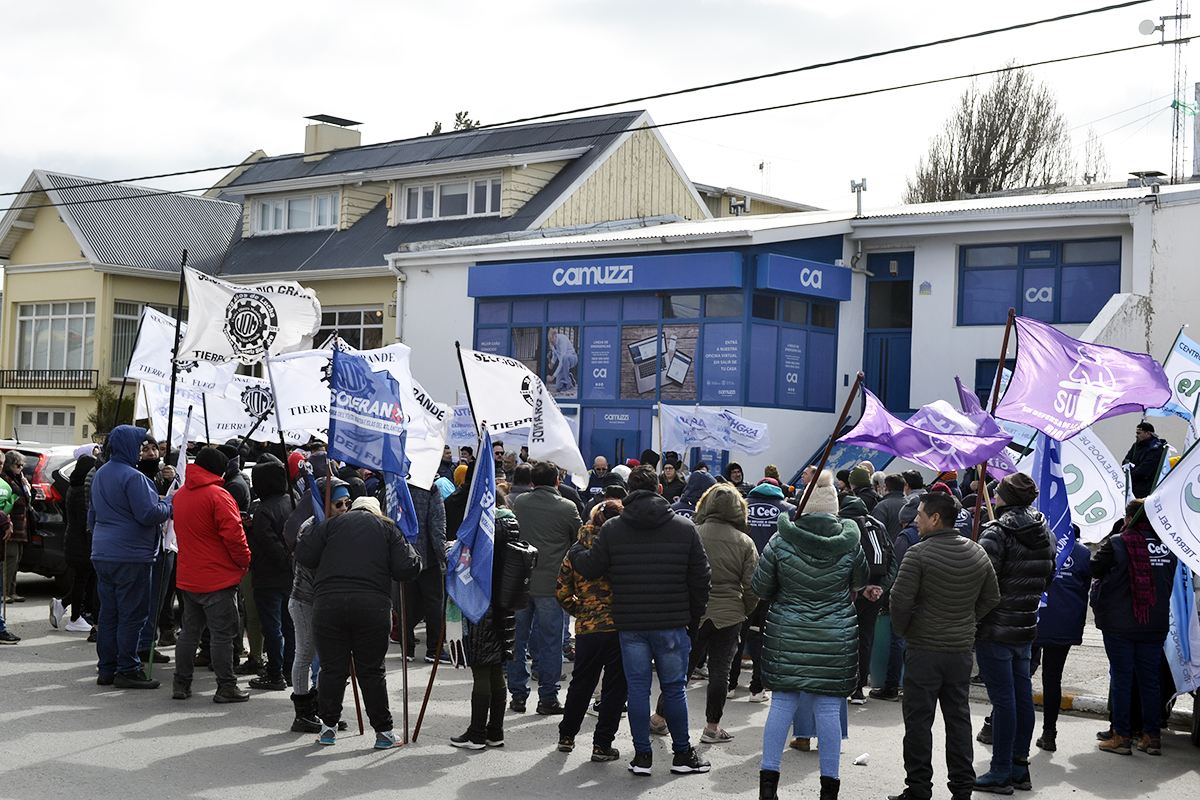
[{"xmin": 305, "ymin": 114, "xmax": 363, "ymax": 127}]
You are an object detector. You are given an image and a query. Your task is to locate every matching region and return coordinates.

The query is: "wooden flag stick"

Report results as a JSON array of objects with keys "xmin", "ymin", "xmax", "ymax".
[
  {"xmin": 973, "ymin": 308, "xmax": 1015, "ymax": 540},
  {"xmin": 795, "ymin": 371, "xmax": 865, "ymax": 516}
]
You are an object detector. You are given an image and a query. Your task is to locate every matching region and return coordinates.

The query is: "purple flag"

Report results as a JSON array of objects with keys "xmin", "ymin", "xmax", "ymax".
[
  {"xmin": 995, "ymin": 317, "xmax": 1171, "ymax": 441},
  {"xmin": 954, "ymin": 376, "xmax": 1018, "ymax": 476},
  {"xmin": 840, "ymin": 388, "xmax": 1013, "ymax": 472}
]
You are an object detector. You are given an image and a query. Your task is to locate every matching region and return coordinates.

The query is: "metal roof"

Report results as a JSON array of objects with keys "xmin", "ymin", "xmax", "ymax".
[
  {"xmin": 36, "ymin": 171, "xmax": 242, "ymax": 274},
  {"xmin": 223, "ymin": 111, "xmax": 645, "ymax": 190}
]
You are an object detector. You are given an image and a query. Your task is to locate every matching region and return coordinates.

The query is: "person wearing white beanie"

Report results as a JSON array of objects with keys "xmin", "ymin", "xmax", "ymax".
[{"xmin": 802, "ymin": 468, "xmax": 841, "ymax": 516}]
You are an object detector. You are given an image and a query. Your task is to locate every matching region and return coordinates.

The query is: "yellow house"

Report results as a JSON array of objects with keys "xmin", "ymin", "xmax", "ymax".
[{"xmin": 0, "ymin": 171, "xmax": 241, "ymax": 443}]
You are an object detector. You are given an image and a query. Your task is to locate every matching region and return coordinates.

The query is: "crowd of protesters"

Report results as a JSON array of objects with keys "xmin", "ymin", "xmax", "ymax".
[{"xmin": 0, "ymin": 423, "xmax": 1188, "ymax": 796}]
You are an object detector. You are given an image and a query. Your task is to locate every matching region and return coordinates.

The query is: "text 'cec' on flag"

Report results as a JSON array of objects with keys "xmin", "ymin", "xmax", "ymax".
[{"xmin": 177, "ymin": 267, "xmax": 321, "ymax": 366}]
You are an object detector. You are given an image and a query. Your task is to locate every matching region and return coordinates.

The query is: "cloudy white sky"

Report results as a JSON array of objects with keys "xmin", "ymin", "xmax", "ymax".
[{"xmin": 0, "ymin": 0, "xmax": 1194, "ymax": 213}]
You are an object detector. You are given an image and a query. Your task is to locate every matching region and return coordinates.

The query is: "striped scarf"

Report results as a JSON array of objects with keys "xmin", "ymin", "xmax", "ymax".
[{"xmin": 1121, "ymin": 521, "xmax": 1156, "ymax": 625}]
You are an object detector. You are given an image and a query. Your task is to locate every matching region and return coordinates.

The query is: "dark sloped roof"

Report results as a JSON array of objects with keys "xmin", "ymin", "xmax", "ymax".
[
  {"xmin": 41, "ymin": 171, "xmax": 241, "ymax": 274},
  {"xmin": 224, "ymin": 111, "xmax": 645, "ymax": 188},
  {"xmin": 219, "ymin": 113, "xmax": 648, "ymax": 276}
]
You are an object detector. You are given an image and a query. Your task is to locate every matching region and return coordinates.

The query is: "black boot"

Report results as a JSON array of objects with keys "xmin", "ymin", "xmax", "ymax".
[
  {"xmin": 819, "ymin": 775, "xmax": 840, "ymax": 800},
  {"xmin": 759, "ymin": 769, "xmax": 780, "ymax": 800},
  {"xmin": 486, "ymin": 692, "xmax": 507, "ymax": 746},
  {"xmin": 291, "ymin": 691, "xmax": 322, "ymax": 733}
]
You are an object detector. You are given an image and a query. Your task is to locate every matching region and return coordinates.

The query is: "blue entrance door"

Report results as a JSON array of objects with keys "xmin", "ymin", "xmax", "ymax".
[
  {"xmin": 864, "ymin": 253, "xmax": 914, "ymax": 413},
  {"xmin": 590, "ymin": 429, "xmax": 640, "ymax": 467}
]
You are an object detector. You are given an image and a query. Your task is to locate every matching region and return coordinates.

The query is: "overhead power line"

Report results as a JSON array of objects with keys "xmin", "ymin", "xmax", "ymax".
[
  {"xmin": 0, "ymin": 0, "xmax": 1155, "ymax": 202},
  {"xmin": 3, "ymin": 36, "xmax": 1193, "ymax": 216}
]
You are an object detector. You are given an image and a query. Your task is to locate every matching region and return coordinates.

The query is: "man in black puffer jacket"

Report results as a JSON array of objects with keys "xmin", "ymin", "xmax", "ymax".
[
  {"xmin": 972, "ymin": 473, "xmax": 1055, "ymax": 794},
  {"xmin": 570, "ymin": 465, "xmax": 712, "ymax": 778},
  {"xmin": 248, "ymin": 454, "xmax": 296, "ymax": 690}
]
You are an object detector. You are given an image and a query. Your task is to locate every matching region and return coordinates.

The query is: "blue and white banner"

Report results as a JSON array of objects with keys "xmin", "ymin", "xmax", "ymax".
[
  {"xmin": 448, "ymin": 405, "xmax": 477, "ymax": 447},
  {"xmin": 385, "ymin": 468, "xmax": 419, "ymax": 545},
  {"xmin": 1147, "ymin": 330, "xmax": 1200, "ymax": 422},
  {"xmin": 328, "ymin": 349, "xmax": 410, "ymax": 476},
  {"xmin": 1030, "ymin": 433, "xmax": 1075, "ymax": 607},
  {"xmin": 1164, "ymin": 561, "xmax": 1200, "ymax": 699},
  {"xmin": 660, "ymin": 404, "xmax": 771, "ymax": 456},
  {"xmin": 1018, "ymin": 426, "xmax": 1126, "ymax": 544},
  {"xmin": 445, "ymin": 429, "xmax": 496, "ymax": 625},
  {"xmin": 1146, "ymin": 442, "xmax": 1200, "ymax": 576}
]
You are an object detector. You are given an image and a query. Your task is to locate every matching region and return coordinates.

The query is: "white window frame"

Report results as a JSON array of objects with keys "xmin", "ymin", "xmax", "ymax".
[
  {"xmin": 16, "ymin": 300, "xmax": 96, "ymax": 371},
  {"xmin": 253, "ymin": 191, "xmax": 340, "ymax": 235},
  {"xmin": 399, "ymin": 174, "xmax": 502, "ymax": 222},
  {"xmin": 315, "ymin": 306, "xmax": 386, "ymax": 351}
]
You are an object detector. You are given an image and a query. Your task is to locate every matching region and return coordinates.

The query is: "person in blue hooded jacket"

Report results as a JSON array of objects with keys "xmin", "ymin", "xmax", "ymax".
[{"xmin": 88, "ymin": 425, "xmax": 173, "ymax": 689}]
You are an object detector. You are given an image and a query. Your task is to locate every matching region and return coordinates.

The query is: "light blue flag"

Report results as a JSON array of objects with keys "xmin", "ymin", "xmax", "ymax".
[
  {"xmin": 445, "ymin": 429, "xmax": 496, "ymax": 625},
  {"xmin": 386, "ymin": 468, "xmax": 419, "ymax": 544},
  {"xmin": 1031, "ymin": 432, "xmax": 1075, "ymax": 608}
]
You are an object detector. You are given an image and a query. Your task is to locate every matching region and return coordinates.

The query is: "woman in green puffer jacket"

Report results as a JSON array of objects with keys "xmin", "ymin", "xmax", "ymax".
[{"xmin": 752, "ymin": 469, "xmax": 868, "ymax": 800}]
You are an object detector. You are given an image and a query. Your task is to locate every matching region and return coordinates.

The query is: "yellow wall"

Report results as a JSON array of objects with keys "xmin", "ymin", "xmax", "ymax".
[
  {"xmin": 501, "ymin": 161, "xmax": 567, "ymax": 217},
  {"xmin": 7, "ymin": 204, "xmax": 83, "ymax": 265},
  {"xmin": 300, "ymin": 274, "xmax": 396, "ymax": 311},
  {"xmin": 341, "ymin": 182, "xmax": 387, "ymax": 229},
  {"xmin": 540, "ymin": 126, "xmax": 707, "ymax": 228},
  {"xmin": 704, "ymin": 194, "xmax": 798, "ymax": 217}
]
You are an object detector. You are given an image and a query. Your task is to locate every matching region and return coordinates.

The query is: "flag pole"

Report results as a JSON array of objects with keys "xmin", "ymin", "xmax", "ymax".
[
  {"xmin": 112, "ymin": 310, "xmax": 150, "ymax": 431},
  {"xmin": 148, "ymin": 404, "xmax": 191, "ymax": 679},
  {"xmin": 973, "ymin": 308, "xmax": 1016, "ymax": 540},
  {"xmin": 164, "ymin": 251, "xmax": 188, "ymax": 453},
  {"xmin": 201, "ymin": 394, "xmax": 211, "ymax": 445},
  {"xmin": 262, "ymin": 349, "xmax": 295, "ymax": 510},
  {"xmin": 795, "ymin": 371, "xmax": 864, "ymax": 516},
  {"xmin": 454, "ymin": 342, "xmax": 480, "ymax": 435}
]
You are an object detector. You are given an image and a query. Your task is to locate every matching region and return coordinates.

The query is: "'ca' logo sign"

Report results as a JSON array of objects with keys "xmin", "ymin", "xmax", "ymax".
[
  {"xmin": 1025, "ymin": 287, "xmax": 1053, "ymax": 303},
  {"xmin": 800, "ymin": 268, "xmax": 823, "ymax": 289}
]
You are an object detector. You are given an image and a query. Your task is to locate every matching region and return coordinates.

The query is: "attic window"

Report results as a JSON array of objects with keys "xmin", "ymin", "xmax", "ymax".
[
  {"xmin": 254, "ymin": 192, "xmax": 339, "ymax": 234},
  {"xmin": 401, "ymin": 176, "xmax": 501, "ymax": 221}
]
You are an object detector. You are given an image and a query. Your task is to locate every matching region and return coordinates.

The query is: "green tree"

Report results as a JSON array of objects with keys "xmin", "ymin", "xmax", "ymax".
[
  {"xmin": 88, "ymin": 382, "xmax": 135, "ymax": 437},
  {"xmin": 429, "ymin": 111, "xmax": 481, "ymax": 136}
]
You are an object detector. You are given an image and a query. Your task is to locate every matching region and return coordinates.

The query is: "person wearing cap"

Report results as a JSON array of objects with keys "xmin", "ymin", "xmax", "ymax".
[
  {"xmin": 585, "ymin": 471, "xmax": 628, "ymax": 518},
  {"xmin": 88, "ymin": 425, "xmax": 175, "ymax": 689},
  {"xmin": 886, "ymin": 491, "xmax": 999, "ymax": 800},
  {"xmin": 972, "ymin": 473, "xmax": 1055, "ymax": 794},
  {"xmin": 172, "ymin": 446, "xmax": 253, "ymax": 703},
  {"xmin": 1122, "ymin": 422, "xmax": 1166, "ymax": 499},
  {"xmin": 295, "ymin": 494, "xmax": 422, "ymax": 749},
  {"xmin": 847, "ymin": 465, "xmax": 880, "ymax": 513},
  {"xmin": 754, "ymin": 470, "xmax": 867, "ymax": 800}
]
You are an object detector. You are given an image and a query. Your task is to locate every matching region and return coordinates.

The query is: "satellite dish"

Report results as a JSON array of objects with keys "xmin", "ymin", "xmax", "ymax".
[{"xmin": 1139, "ymin": 19, "xmax": 1158, "ymax": 36}]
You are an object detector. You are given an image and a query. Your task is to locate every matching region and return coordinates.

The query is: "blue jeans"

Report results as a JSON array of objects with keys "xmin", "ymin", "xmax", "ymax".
[
  {"xmin": 506, "ymin": 596, "xmax": 564, "ymax": 703},
  {"xmin": 975, "ymin": 639, "xmax": 1034, "ymax": 773},
  {"xmin": 94, "ymin": 560, "xmax": 154, "ymax": 676},
  {"xmin": 1103, "ymin": 631, "xmax": 1168, "ymax": 737},
  {"xmin": 885, "ymin": 627, "xmax": 905, "ymax": 689},
  {"xmin": 620, "ymin": 627, "xmax": 692, "ymax": 754},
  {"xmin": 764, "ymin": 692, "xmax": 843, "ymax": 776},
  {"xmin": 254, "ymin": 587, "xmax": 295, "ymax": 680}
]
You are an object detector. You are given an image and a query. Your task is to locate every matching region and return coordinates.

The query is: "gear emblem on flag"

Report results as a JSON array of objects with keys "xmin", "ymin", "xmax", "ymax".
[
  {"xmin": 223, "ymin": 292, "xmax": 279, "ymax": 361},
  {"xmin": 174, "ymin": 359, "xmax": 200, "ymax": 374},
  {"xmin": 240, "ymin": 383, "xmax": 274, "ymax": 419},
  {"xmin": 520, "ymin": 375, "xmax": 537, "ymax": 407}
]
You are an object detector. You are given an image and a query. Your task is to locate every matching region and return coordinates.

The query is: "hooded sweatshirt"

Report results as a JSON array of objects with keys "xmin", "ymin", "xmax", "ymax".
[
  {"xmin": 670, "ymin": 470, "xmax": 717, "ymax": 520},
  {"xmin": 694, "ymin": 485, "xmax": 759, "ymax": 630},
  {"xmin": 745, "ymin": 481, "xmax": 795, "ymax": 554},
  {"xmin": 173, "ymin": 463, "xmax": 251, "ymax": 593},
  {"xmin": 248, "ymin": 454, "xmax": 294, "ymax": 591},
  {"xmin": 88, "ymin": 425, "xmax": 173, "ymax": 563},
  {"xmin": 976, "ymin": 504, "xmax": 1056, "ymax": 644},
  {"xmin": 569, "ymin": 488, "xmax": 711, "ymax": 631}
]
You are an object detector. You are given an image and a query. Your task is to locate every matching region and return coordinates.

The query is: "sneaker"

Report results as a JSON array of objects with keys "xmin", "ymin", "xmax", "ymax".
[
  {"xmin": 748, "ymin": 690, "xmax": 769, "ymax": 703},
  {"xmin": 557, "ymin": 736, "xmax": 575, "ymax": 753},
  {"xmin": 450, "ymin": 732, "xmax": 486, "ymax": 750},
  {"xmin": 1036, "ymin": 733, "xmax": 1056, "ymax": 752},
  {"xmin": 536, "ymin": 700, "xmax": 565, "ymax": 715},
  {"xmin": 234, "ymin": 658, "xmax": 264, "ymax": 675},
  {"xmin": 849, "ymin": 686, "xmax": 866, "ymax": 704},
  {"xmin": 1136, "ymin": 734, "xmax": 1161, "ymax": 756},
  {"xmin": 509, "ymin": 697, "xmax": 526, "ymax": 713},
  {"xmin": 424, "ymin": 651, "xmax": 451, "ymax": 664},
  {"xmin": 249, "ymin": 675, "xmax": 288, "ymax": 691},
  {"xmin": 670, "ymin": 747, "xmax": 711, "ymax": 774},
  {"xmin": 869, "ymin": 686, "xmax": 900, "ymax": 701},
  {"xmin": 649, "ymin": 717, "xmax": 669, "ymax": 736},
  {"xmin": 213, "ymin": 684, "xmax": 250, "ymax": 703},
  {"xmin": 592, "ymin": 744, "xmax": 620, "ymax": 762},
  {"xmin": 700, "ymin": 727, "xmax": 735, "ymax": 743},
  {"xmin": 50, "ymin": 598, "xmax": 65, "ymax": 629},
  {"xmin": 977, "ymin": 720, "xmax": 993, "ymax": 745},
  {"xmin": 789, "ymin": 737, "xmax": 811, "ymax": 751},
  {"xmin": 96, "ymin": 673, "xmax": 114, "ymax": 685},
  {"xmin": 485, "ymin": 737, "xmax": 504, "ymax": 748},
  {"xmin": 171, "ymin": 679, "xmax": 192, "ymax": 700},
  {"xmin": 973, "ymin": 769, "xmax": 1014, "ymax": 794},
  {"xmin": 317, "ymin": 725, "xmax": 337, "ymax": 746},
  {"xmin": 628, "ymin": 750, "xmax": 653, "ymax": 776},
  {"xmin": 971, "ymin": 673, "xmax": 986, "ymax": 685},
  {"xmin": 1010, "ymin": 762, "xmax": 1032, "ymax": 791},
  {"xmin": 65, "ymin": 617, "xmax": 93, "ymax": 633},
  {"xmin": 374, "ymin": 730, "xmax": 399, "ymax": 749},
  {"xmin": 158, "ymin": 629, "xmax": 177, "ymax": 646},
  {"xmin": 138, "ymin": 650, "xmax": 170, "ymax": 664},
  {"xmin": 87, "ymin": 628, "xmax": 97, "ymax": 643},
  {"xmin": 0, "ymin": 631, "xmax": 20, "ymax": 644},
  {"xmin": 1096, "ymin": 727, "xmax": 1115, "ymax": 741},
  {"xmin": 114, "ymin": 670, "xmax": 160, "ymax": 689},
  {"xmin": 563, "ymin": 644, "xmax": 576, "ymax": 662},
  {"xmin": 726, "ymin": 687, "xmax": 736, "ymax": 699},
  {"xmin": 587, "ymin": 699, "xmax": 601, "ymax": 717},
  {"xmin": 405, "ymin": 654, "xmax": 415, "ymax": 662},
  {"xmin": 694, "ymin": 665, "xmax": 709, "ymax": 679}
]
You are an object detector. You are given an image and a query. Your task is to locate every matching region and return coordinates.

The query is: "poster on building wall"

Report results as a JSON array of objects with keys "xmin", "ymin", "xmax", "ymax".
[
  {"xmin": 581, "ymin": 326, "xmax": 619, "ymax": 400},
  {"xmin": 512, "ymin": 327, "xmax": 541, "ymax": 375},
  {"xmin": 778, "ymin": 328, "xmax": 806, "ymax": 407},
  {"xmin": 701, "ymin": 323, "xmax": 741, "ymax": 403},
  {"xmin": 621, "ymin": 325, "xmax": 662, "ymax": 399},
  {"xmin": 545, "ymin": 326, "xmax": 579, "ymax": 399},
  {"xmin": 660, "ymin": 324, "xmax": 698, "ymax": 401}
]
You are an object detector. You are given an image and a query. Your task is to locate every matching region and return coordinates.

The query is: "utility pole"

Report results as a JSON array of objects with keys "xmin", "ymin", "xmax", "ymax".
[{"xmin": 850, "ymin": 179, "xmax": 867, "ymax": 217}]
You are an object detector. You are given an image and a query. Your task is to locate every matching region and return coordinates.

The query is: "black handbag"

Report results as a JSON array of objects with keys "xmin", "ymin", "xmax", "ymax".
[{"xmin": 495, "ymin": 539, "xmax": 538, "ymax": 611}]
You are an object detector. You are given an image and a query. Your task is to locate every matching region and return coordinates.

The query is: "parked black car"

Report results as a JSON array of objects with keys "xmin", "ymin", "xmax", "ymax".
[{"xmin": 0, "ymin": 441, "xmax": 80, "ymax": 594}]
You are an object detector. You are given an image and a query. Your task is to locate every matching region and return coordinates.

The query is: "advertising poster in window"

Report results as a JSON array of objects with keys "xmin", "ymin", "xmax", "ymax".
[
  {"xmin": 779, "ymin": 328, "xmax": 807, "ymax": 407},
  {"xmin": 581, "ymin": 326, "xmax": 619, "ymax": 400},
  {"xmin": 512, "ymin": 327, "xmax": 542, "ymax": 375},
  {"xmin": 701, "ymin": 323, "xmax": 742, "ymax": 403},
  {"xmin": 659, "ymin": 324, "xmax": 698, "ymax": 401},
  {"xmin": 545, "ymin": 326, "xmax": 579, "ymax": 399},
  {"xmin": 476, "ymin": 329, "xmax": 507, "ymax": 356},
  {"xmin": 622, "ymin": 325, "xmax": 661, "ymax": 400}
]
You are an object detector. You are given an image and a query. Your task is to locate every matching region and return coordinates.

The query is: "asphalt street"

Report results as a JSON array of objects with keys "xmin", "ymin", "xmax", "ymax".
[{"xmin": 1, "ymin": 575, "xmax": 1196, "ymax": 800}]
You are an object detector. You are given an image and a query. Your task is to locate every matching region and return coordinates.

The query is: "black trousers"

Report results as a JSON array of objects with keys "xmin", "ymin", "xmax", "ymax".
[
  {"xmin": 314, "ymin": 592, "xmax": 393, "ymax": 733},
  {"xmin": 729, "ymin": 601, "xmax": 768, "ymax": 694},
  {"xmin": 1030, "ymin": 643, "xmax": 1071, "ymax": 734},
  {"xmin": 561, "ymin": 630, "xmax": 627, "ymax": 748},
  {"xmin": 902, "ymin": 649, "xmax": 975, "ymax": 800},
  {"xmin": 403, "ymin": 567, "xmax": 445, "ymax": 657},
  {"xmin": 855, "ymin": 594, "xmax": 883, "ymax": 687}
]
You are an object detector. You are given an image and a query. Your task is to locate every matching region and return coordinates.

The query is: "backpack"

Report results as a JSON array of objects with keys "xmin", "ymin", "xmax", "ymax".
[{"xmin": 845, "ymin": 509, "xmax": 893, "ymax": 583}]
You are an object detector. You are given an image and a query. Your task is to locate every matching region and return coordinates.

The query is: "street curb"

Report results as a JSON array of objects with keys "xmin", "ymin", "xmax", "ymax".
[{"xmin": 968, "ymin": 684, "xmax": 1194, "ymax": 731}]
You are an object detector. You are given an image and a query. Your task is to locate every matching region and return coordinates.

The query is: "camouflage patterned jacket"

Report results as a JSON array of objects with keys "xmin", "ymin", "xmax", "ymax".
[{"xmin": 556, "ymin": 523, "xmax": 615, "ymax": 634}]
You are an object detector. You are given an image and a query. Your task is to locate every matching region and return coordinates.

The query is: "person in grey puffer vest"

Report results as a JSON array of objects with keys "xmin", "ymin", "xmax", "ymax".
[{"xmin": 972, "ymin": 472, "xmax": 1055, "ymax": 794}]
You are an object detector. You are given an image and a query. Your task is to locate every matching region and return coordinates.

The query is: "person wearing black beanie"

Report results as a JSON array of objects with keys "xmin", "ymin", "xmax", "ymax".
[{"xmin": 194, "ymin": 447, "xmax": 229, "ymax": 478}]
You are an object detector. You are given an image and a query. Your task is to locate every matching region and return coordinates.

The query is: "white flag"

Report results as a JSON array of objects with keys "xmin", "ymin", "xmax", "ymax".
[
  {"xmin": 1146, "ymin": 444, "xmax": 1200, "ymax": 575},
  {"xmin": 1146, "ymin": 330, "xmax": 1200, "ymax": 422},
  {"xmin": 126, "ymin": 306, "xmax": 237, "ymax": 393},
  {"xmin": 407, "ymin": 379, "xmax": 451, "ymax": 490},
  {"xmin": 1017, "ymin": 426, "xmax": 1126, "ymax": 544},
  {"xmin": 715, "ymin": 408, "xmax": 771, "ymax": 456},
  {"xmin": 459, "ymin": 347, "xmax": 586, "ymax": 486},
  {"xmin": 177, "ymin": 267, "xmax": 321, "ymax": 365},
  {"xmin": 205, "ymin": 374, "xmax": 307, "ymax": 445},
  {"xmin": 136, "ymin": 382, "xmax": 207, "ymax": 448},
  {"xmin": 267, "ymin": 349, "xmax": 332, "ymax": 432}
]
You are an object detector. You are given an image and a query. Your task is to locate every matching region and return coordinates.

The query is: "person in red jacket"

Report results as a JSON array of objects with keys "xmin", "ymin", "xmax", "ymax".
[{"xmin": 171, "ymin": 447, "xmax": 253, "ymax": 703}]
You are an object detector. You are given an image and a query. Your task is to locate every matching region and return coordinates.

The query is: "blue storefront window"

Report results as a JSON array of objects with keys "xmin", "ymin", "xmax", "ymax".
[
  {"xmin": 623, "ymin": 296, "xmax": 658, "ymax": 320},
  {"xmin": 548, "ymin": 298, "xmax": 581, "ymax": 322},
  {"xmin": 477, "ymin": 302, "xmax": 508, "ymax": 324},
  {"xmin": 513, "ymin": 300, "xmax": 543, "ymax": 324},
  {"xmin": 585, "ymin": 297, "xmax": 619, "ymax": 321},
  {"xmin": 960, "ymin": 238, "xmax": 1120, "ymax": 326}
]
